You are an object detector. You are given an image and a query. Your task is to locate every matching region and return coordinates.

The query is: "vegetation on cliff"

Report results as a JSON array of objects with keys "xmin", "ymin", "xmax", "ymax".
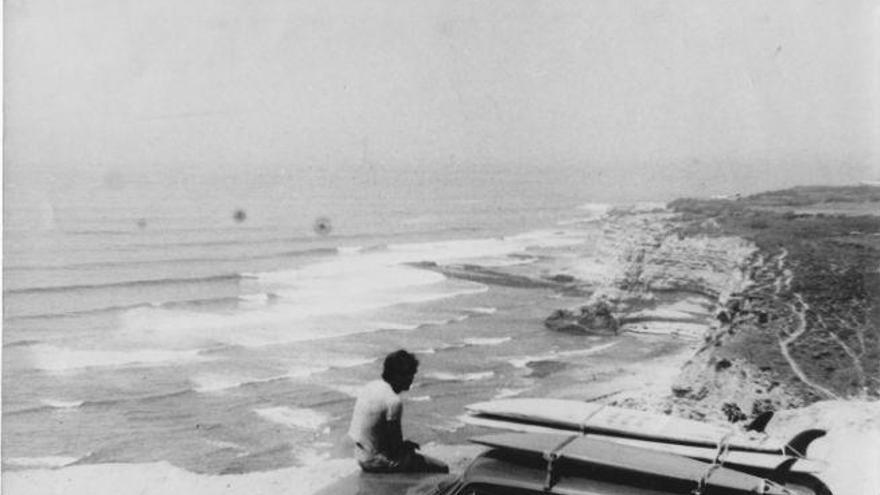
[{"xmin": 668, "ymin": 186, "xmax": 880, "ymax": 403}]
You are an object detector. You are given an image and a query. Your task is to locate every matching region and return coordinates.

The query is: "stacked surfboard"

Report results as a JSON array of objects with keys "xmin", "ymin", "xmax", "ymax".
[{"xmin": 464, "ymin": 398, "xmax": 830, "ymax": 494}]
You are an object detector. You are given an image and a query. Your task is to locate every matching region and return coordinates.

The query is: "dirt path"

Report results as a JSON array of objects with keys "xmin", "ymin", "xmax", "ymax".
[{"xmin": 774, "ymin": 249, "xmax": 840, "ymax": 400}]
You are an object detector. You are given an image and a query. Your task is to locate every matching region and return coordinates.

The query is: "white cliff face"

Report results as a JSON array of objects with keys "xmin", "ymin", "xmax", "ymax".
[
  {"xmin": 543, "ymin": 211, "xmax": 760, "ymax": 342},
  {"xmin": 633, "ymin": 234, "xmax": 756, "ymax": 298},
  {"xmin": 597, "ymin": 211, "xmax": 757, "ymax": 299}
]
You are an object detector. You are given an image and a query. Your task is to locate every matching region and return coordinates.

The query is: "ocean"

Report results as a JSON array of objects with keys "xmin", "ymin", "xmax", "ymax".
[{"xmin": 2, "ymin": 166, "xmax": 654, "ymax": 479}]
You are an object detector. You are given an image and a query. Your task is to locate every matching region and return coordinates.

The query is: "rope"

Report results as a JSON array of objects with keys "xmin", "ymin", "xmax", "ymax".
[
  {"xmin": 578, "ymin": 404, "xmax": 607, "ymax": 435},
  {"xmin": 713, "ymin": 432, "xmax": 733, "ymax": 464},
  {"xmin": 692, "ymin": 432, "xmax": 733, "ymax": 495}
]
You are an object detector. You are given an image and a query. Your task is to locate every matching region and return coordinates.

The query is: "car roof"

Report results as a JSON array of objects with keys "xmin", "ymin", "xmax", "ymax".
[{"xmin": 459, "ymin": 449, "xmax": 678, "ymax": 495}]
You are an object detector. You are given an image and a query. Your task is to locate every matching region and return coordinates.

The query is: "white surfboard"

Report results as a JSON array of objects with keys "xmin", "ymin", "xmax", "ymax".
[
  {"xmin": 461, "ymin": 414, "xmax": 828, "ymax": 474},
  {"xmin": 471, "ymin": 432, "xmax": 793, "ymax": 495},
  {"xmin": 465, "ymin": 399, "xmax": 825, "ymax": 457}
]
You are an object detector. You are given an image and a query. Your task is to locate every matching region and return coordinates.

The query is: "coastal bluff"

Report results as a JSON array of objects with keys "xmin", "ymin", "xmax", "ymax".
[
  {"xmin": 431, "ymin": 187, "xmax": 879, "ymax": 494},
  {"xmin": 599, "ymin": 187, "xmax": 880, "ymax": 495}
]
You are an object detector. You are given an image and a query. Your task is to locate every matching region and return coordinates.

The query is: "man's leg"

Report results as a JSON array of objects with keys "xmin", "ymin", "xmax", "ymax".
[
  {"xmin": 399, "ymin": 450, "xmax": 449, "ymax": 474},
  {"xmin": 356, "ymin": 446, "xmax": 448, "ymax": 474},
  {"xmin": 357, "ymin": 451, "xmax": 402, "ymax": 473}
]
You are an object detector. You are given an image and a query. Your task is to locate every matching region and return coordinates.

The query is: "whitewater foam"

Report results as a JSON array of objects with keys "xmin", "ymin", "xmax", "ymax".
[
  {"xmin": 336, "ymin": 246, "xmax": 363, "ymax": 255},
  {"xmin": 4, "ymin": 456, "xmax": 79, "ymax": 469},
  {"xmin": 118, "ymin": 280, "xmax": 483, "ymax": 349},
  {"xmin": 111, "ymin": 230, "xmax": 586, "ymax": 351},
  {"xmin": 507, "ymin": 341, "xmax": 618, "ymax": 368},
  {"xmin": 321, "ymin": 356, "xmax": 376, "ymax": 369},
  {"xmin": 426, "ymin": 371, "xmax": 495, "ymax": 382},
  {"xmin": 238, "ymin": 293, "xmax": 278, "ymax": 306},
  {"xmin": 556, "ymin": 341, "xmax": 618, "ymax": 357},
  {"xmin": 466, "ymin": 306, "xmax": 497, "ymax": 315},
  {"xmin": 492, "ymin": 388, "xmax": 528, "ymax": 400},
  {"xmin": 416, "ymin": 342, "xmax": 467, "ymax": 355},
  {"xmin": 26, "ymin": 345, "xmax": 207, "ymax": 372},
  {"xmin": 286, "ymin": 366, "xmax": 331, "ymax": 378},
  {"xmin": 462, "ymin": 337, "xmax": 512, "ymax": 346},
  {"xmin": 577, "ymin": 203, "xmax": 613, "ymax": 217},
  {"xmin": 254, "ymin": 407, "xmax": 329, "ymax": 430},
  {"xmin": 41, "ymin": 399, "xmax": 85, "ymax": 409},
  {"xmin": 192, "ymin": 374, "xmax": 257, "ymax": 393}
]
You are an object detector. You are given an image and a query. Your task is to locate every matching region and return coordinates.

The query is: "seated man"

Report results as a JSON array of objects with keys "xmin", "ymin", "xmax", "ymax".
[{"xmin": 348, "ymin": 349, "xmax": 449, "ymax": 473}]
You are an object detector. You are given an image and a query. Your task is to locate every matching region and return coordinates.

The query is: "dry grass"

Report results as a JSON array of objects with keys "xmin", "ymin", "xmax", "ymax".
[{"xmin": 669, "ymin": 186, "xmax": 880, "ymax": 401}]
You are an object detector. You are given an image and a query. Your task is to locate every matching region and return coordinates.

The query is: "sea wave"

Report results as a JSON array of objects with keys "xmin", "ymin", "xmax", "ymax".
[
  {"xmin": 125, "ymin": 233, "xmax": 333, "ymax": 250},
  {"xmin": 506, "ymin": 341, "xmax": 618, "ymax": 368},
  {"xmin": 3, "ymin": 339, "xmax": 43, "ymax": 348},
  {"xmin": 466, "ymin": 306, "xmax": 497, "ymax": 315},
  {"xmin": 189, "ymin": 357, "xmax": 374, "ymax": 394},
  {"xmin": 191, "ymin": 373, "xmax": 283, "ymax": 393},
  {"xmin": 576, "ymin": 202, "xmax": 613, "ymax": 215},
  {"xmin": 6, "ymin": 388, "xmax": 198, "ymax": 416},
  {"xmin": 114, "ymin": 283, "xmax": 485, "ymax": 349},
  {"xmin": 414, "ymin": 342, "xmax": 467, "ymax": 355},
  {"xmin": 7, "ymin": 295, "xmax": 248, "ymax": 322},
  {"xmin": 425, "ymin": 371, "xmax": 495, "ymax": 382},
  {"xmin": 462, "ymin": 337, "xmax": 512, "ymax": 346},
  {"xmin": 254, "ymin": 407, "xmax": 330, "ymax": 430},
  {"xmin": 3, "ymin": 456, "xmax": 79, "ymax": 469},
  {"xmin": 41, "ymin": 399, "xmax": 86, "ymax": 409},
  {"xmin": 4, "ymin": 247, "xmax": 337, "ymax": 272},
  {"xmin": 4, "ymin": 273, "xmax": 244, "ymax": 296},
  {"xmin": 492, "ymin": 388, "xmax": 528, "ymax": 399},
  {"xmin": 25, "ymin": 344, "xmax": 209, "ymax": 372},
  {"xmin": 386, "ymin": 231, "xmax": 585, "ymax": 263}
]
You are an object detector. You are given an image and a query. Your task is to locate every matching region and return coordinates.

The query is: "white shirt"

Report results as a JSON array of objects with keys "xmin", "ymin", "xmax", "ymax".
[{"xmin": 347, "ymin": 379, "xmax": 402, "ymax": 455}]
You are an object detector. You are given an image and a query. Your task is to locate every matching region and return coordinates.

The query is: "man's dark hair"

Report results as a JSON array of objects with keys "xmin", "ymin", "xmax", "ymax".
[{"xmin": 382, "ymin": 349, "xmax": 419, "ymax": 381}]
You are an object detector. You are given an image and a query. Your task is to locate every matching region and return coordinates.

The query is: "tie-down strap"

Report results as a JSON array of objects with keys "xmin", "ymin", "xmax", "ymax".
[{"xmin": 542, "ymin": 435, "xmax": 579, "ymax": 492}]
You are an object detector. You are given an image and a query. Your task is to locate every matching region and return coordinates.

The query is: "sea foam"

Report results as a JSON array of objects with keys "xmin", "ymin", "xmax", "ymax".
[
  {"xmin": 192, "ymin": 373, "xmax": 267, "ymax": 393},
  {"xmin": 26, "ymin": 345, "xmax": 206, "ymax": 372},
  {"xmin": 113, "ymin": 230, "xmax": 585, "ymax": 352},
  {"xmin": 462, "ymin": 337, "xmax": 512, "ymax": 346},
  {"xmin": 4, "ymin": 456, "xmax": 79, "ymax": 469},
  {"xmin": 426, "ymin": 371, "xmax": 495, "ymax": 382},
  {"xmin": 41, "ymin": 399, "xmax": 85, "ymax": 409},
  {"xmin": 507, "ymin": 341, "xmax": 618, "ymax": 368},
  {"xmin": 254, "ymin": 407, "xmax": 329, "ymax": 430},
  {"xmin": 467, "ymin": 306, "xmax": 497, "ymax": 315},
  {"xmin": 577, "ymin": 203, "xmax": 613, "ymax": 216}
]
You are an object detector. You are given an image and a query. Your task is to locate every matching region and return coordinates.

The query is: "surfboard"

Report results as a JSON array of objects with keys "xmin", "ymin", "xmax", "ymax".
[
  {"xmin": 466, "ymin": 398, "xmax": 825, "ymax": 457},
  {"xmin": 470, "ymin": 432, "xmax": 792, "ymax": 495},
  {"xmin": 462, "ymin": 414, "xmax": 828, "ymax": 474}
]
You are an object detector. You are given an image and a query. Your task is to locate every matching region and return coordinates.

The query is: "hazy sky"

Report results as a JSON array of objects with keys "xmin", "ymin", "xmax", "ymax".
[{"xmin": 4, "ymin": 0, "xmax": 879, "ymax": 195}]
